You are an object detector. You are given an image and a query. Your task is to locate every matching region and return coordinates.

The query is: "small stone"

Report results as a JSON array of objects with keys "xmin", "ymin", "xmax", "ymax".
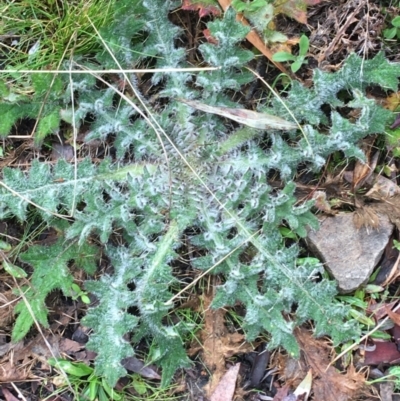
[{"xmin": 307, "ymin": 212, "xmax": 393, "ymax": 293}]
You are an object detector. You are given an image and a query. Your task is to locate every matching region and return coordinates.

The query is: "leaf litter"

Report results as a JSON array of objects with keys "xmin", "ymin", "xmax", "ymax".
[
  {"xmin": 187, "ymin": 285, "xmax": 252, "ymax": 397},
  {"xmin": 280, "ymin": 328, "xmax": 366, "ymax": 401}
]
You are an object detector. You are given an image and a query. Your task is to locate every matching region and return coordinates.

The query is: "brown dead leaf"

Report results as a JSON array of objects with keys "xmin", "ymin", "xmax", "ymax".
[
  {"xmin": 122, "ymin": 356, "xmax": 161, "ymax": 380},
  {"xmin": 343, "ymin": 171, "xmax": 399, "ymax": 198},
  {"xmin": 367, "ymin": 300, "xmax": 398, "ymax": 321},
  {"xmin": 292, "ymin": 328, "xmax": 365, "ymax": 401},
  {"xmin": 210, "ymin": 363, "xmax": 240, "ymax": 401},
  {"xmin": 0, "ymin": 290, "xmax": 16, "ymax": 329},
  {"xmin": 50, "ymin": 305, "xmax": 76, "ymax": 332},
  {"xmin": 0, "ymin": 362, "xmax": 28, "ymax": 382},
  {"xmin": 364, "ymin": 341, "xmax": 400, "ymax": 365},
  {"xmin": 384, "ymin": 91, "xmax": 400, "ymax": 112},
  {"xmin": 385, "ymin": 305, "xmax": 400, "ymax": 327},
  {"xmin": 6, "ymin": 334, "xmax": 61, "ymax": 366},
  {"xmin": 0, "ymin": 341, "xmax": 24, "ymax": 360},
  {"xmin": 182, "ymin": 0, "xmax": 222, "ymax": 17},
  {"xmin": 272, "ymin": 384, "xmax": 290, "ymax": 401},
  {"xmin": 74, "ymin": 350, "xmax": 97, "ymax": 364},
  {"xmin": 195, "ymin": 286, "xmax": 252, "ymax": 396},
  {"xmin": 273, "ymin": 0, "xmax": 323, "ymax": 24},
  {"xmin": 59, "ymin": 338, "xmax": 84, "ymax": 354},
  {"xmin": 1, "ymin": 387, "xmax": 20, "ymax": 401},
  {"xmin": 351, "ymin": 137, "xmax": 378, "ymax": 191}
]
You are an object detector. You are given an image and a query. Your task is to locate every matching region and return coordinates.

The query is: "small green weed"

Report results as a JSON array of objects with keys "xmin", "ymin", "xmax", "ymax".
[
  {"xmin": 47, "ymin": 357, "xmax": 182, "ymax": 401},
  {"xmin": 48, "ymin": 358, "xmax": 123, "ymax": 401},
  {"xmin": 368, "ymin": 366, "xmax": 400, "ymax": 390},
  {"xmin": 385, "ymin": 125, "xmax": 400, "ymax": 156},
  {"xmin": 383, "ymin": 15, "xmax": 400, "ymax": 40},
  {"xmin": 393, "ymin": 239, "xmax": 400, "ymax": 251},
  {"xmin": 272, "ymin": 34, "xmax": 309, "ymax": 72},
  {"xmin": 69, "ymin": 283, "xmax": 91, "ymax": 305},
  {"xmin": 338, "ymin": 284, "xmax": 388, "ymax": 331}
]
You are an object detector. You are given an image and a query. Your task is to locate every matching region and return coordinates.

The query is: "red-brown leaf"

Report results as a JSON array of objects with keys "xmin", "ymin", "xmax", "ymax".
[
  {"xmin": 182, "ymin": 0, "xmax": 221, "ymax": 17},
  {"xmin": 364, "ymin": 342, "xmax": 400, "ymax": 365},
  {"xmin": 273, "ymin": 0, "xmax": 322, "ymax": 24}
]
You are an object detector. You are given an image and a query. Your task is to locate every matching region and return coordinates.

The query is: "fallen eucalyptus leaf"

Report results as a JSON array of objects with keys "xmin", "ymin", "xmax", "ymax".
[{"xmin": 178, "ymin": 98, "xmax": 298, "ymax": 130}]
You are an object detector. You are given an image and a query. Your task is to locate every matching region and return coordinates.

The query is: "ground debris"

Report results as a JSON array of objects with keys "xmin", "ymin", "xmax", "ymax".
[
  {"xmin": 210, "ymin": 362, "xmax": 240, "ymax": 401},
  {"xmin": 307, "ymin": 0, "xmax": 384, "ymax": 68},
  {"xmin": 187, "ymin": 286, "xmax": 252, "ymax": 397},
  {"xmin": 280, "ymin": 328, "xmax": 367, "ymax": 401}
]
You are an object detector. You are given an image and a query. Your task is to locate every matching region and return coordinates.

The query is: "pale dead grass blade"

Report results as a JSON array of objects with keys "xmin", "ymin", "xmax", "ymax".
[
  {"xmin": 0, "ymin": 67, "xmax": 220, "ymax": 74},
  {"xmin": 10, "ymin": 382, "xmax": 27, "ymax": 401},
  {"xmin": 67, "ymin": 54, "xmax": 79, "ymax": 216}
]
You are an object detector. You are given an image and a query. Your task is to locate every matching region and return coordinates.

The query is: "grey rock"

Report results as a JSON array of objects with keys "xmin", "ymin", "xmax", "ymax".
[{"xmin": 307, "ymin": 212, "xmax": 393, "ymax": 293}]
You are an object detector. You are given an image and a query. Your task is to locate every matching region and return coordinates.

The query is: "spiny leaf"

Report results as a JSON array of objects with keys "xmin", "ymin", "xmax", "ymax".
[
  {"xmin": 12, "ymin": 239, "xmax": 98, "ymax": 342},
  {"xmin": 0, "ymin": 159, "xmax": 155, "ymax": 221},
  {"xmin": 35, "ymin": 108, "xmax": 61, "ymax": 146}
]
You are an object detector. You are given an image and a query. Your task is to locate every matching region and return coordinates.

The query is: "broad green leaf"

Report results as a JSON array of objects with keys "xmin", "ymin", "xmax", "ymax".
[
  {"xmin": 3, "ymin": 261, "xmax": 27, "ymax": 278},
  {"xmin": 272, "ymin": 51, "xmax": 296, "ymax": 62},
  {"xmin": 392, "ymin": 16, "xmax": 400, "ymax": 27},
  {"xmin": 0, "ymin": 240, "xmax": 12, "ymax": 251},
  {"xmin": 299, "ymin": 34, "xmax": 309, "ymax": 56},
  {"xmin": 48, "ymin": 358, "xmax": 93, "ymax": 377}
]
